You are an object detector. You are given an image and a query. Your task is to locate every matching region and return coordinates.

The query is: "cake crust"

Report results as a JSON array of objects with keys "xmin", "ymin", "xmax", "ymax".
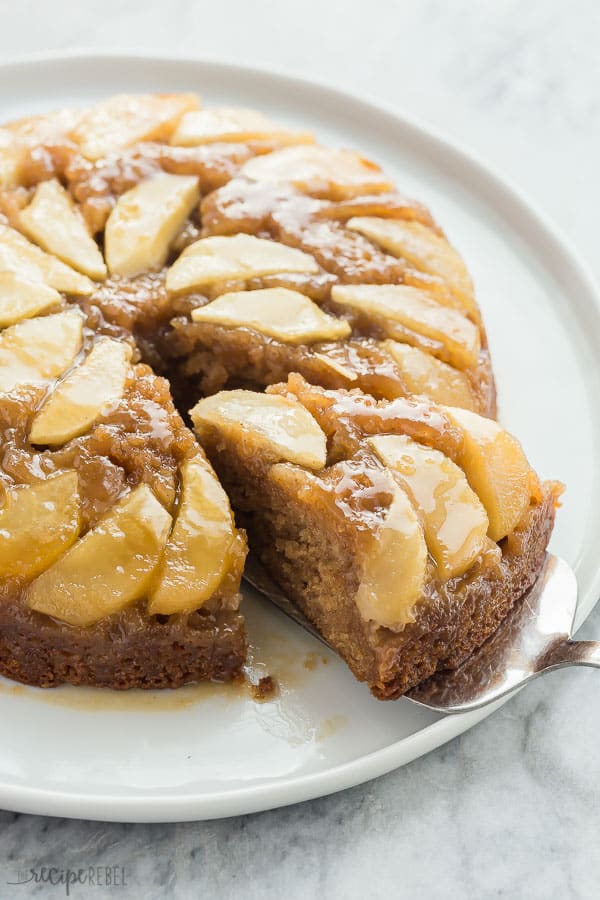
[{"xmin": 0, "ymin": 603, "xmax": 246, "ymax": 689}]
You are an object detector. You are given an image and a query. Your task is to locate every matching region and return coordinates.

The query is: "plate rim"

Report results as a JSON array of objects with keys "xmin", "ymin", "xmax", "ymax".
[{"xmin": 1, "ymin": 49, "xmax": 599, "ymax": 823}]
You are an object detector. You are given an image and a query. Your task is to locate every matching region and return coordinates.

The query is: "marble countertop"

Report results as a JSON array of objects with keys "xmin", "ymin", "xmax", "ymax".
[{"xmin": 1, "ymin": 0, "xmax": 600, "ymax": 897}]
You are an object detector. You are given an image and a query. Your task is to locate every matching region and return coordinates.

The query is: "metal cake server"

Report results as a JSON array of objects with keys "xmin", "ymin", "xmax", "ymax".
[{"xmin": 245, "ymin": 553, "xmax": 599, "ymax": 714}]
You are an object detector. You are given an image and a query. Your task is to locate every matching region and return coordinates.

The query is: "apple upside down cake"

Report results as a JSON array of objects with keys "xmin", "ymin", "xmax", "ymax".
[{"xmin": 0, "ymin": 93, "xmax": 560, "ymax": 694}]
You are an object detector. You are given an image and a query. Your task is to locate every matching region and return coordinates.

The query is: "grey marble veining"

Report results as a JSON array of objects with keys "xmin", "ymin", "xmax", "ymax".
[{"xmin": 1, "ymin": 0, "xmax": 600, "ymax": 897}]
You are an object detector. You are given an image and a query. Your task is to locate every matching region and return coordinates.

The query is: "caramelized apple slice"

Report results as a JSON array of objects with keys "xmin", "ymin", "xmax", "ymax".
[
  {"xmin": 443, "ymin": 406, "xmax": 534, "ymax": 541},
  {"xmin": 347, "ymin": 217, "xmax": 476, "ymax": 316},
  {"xmin": 356, "ymin": 477, "xmax": 427, "ymax": 628},
  {"xmin": 27, "ymin": 484, "xmax": 172, "ymax": 626},
  {"xmin": 0, "ymin": 272, "xmax": 62, "ymax": 327},
  {"xmin": 105, "ymin": 173, "xmax": 200, "ymax": 277},
  {"xmin": 0, "ymin": 128, "xmax": 23, "ymax": 187},
  {"xmin": 368, "ymin": 434, "xmax": 489, "ymax": 579},
  {"xmin": 240, "ymin": 145, "xmax": 394, "ymax": 199},
  {"xmin": 191, "ymin": 389, "xmax": 327, "ymax": 470},
  {"xmin": 166, "ymin": 234, "xmax": 318, "ymax": 294},
  {"xmin": 0, "ymin": 309, "xmax": 83, "ymax": 394},
  {"xmin": 171, "ymin": 107, "xmax": 313, "ymax": 146},
  {"xmin": 29, "ymin": 337, "xmax": 132, "ymax": 446},
  {"xmin": 6, "ymin": 106, "xmax": 82, "ymax": 146},
  {"xmin": 0, "ymin": 223, "xmax": 94, "ymax": 295},
  {"xmin": 191, "ymin": 287, "xmax": 351, "ymax": 344},
  {"xmin": 0, "ymin": 472, "xmax": 80, "ymax": 580},
  {"xmin": 148, "ymin": 457, "xmax": 237, "ymax": 615},
  {"xmin": 383, "ymin": 340, "xmax": 475, "ymax": 410},
  {"xmin": 331, "ymin": 284, "xmax": 480, "ymax": 370},
  {"xmin": 18, "ymin": 179, "xmax": 107, "ymax": 280},
  {"xmin": 313, "ymin": 352, "xmax": 358, "ymax": 382},
  {"xmin": 70, "ymin": 92, "xmax": 199, "ymax": 161}
]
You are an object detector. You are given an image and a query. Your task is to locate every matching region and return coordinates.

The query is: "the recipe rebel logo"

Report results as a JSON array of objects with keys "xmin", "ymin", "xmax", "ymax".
[{"xmin": 6, "ymin": 865, "xmax": 129, "ymax": 895}]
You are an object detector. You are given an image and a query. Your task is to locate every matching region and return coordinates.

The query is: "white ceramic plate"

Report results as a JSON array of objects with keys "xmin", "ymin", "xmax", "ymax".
[{"xmin": 0, "ymin": 52, "xmax": 599, "ymax": 824}]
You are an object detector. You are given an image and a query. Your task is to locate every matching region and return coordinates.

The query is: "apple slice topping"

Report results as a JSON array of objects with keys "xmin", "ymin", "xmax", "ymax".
[
  {"xmin": 347, "ymin": 217, "xmax": 476, "ymax": 317},
  {"xmin": 171, "ymin": 107, "xmax": 314, "ymax": 147},
  {"xmin": 443, "ymin": 406, "xmax": 535, "ymax": 541},
  {"xmin": 166, "ymin": 234, "xmax": 318, "ymax": 294},
  {"xmin": 18, "ymin": 179, "xmax": 107, "ymax": 280},
  {"xmin": 383, "ymin": 340, "xmax": 475, "ymax": 410},
  {"xmin": 240, "ymin": 145, "xmax": 394, "ymax": 199},
  {"xmin": 191, "ymin": 389, "xmax": 327, "ymax": 470},
  {"xmin": 0, "ymin": 308, "xmax": 83, "ymax": 394},
  {"xmin": 27, "ymin": 484, "xmax": 172, "ymax": 627},
  {"xmin": 0, "ymin": 128, "xmax": 23, "ymax": 187},
  {"xmin": 331, "ymin": 284, "xmax": 480, "ymax": 370},
  {"xmin": 148, "ymin": 457, "xmax": 237, "ymax": 615},
  {"xmin": 355, "ymin": 476, "xmax": 427, "ymax": 629},
  {"xmin": 29, "ymin": 337, "xmax": 132, "ymax": 446},
  {"xmin": 0, "ymin": 472, "xmax": 80, "ymax": 581},
  {"xmin": 313, "ymin": 352, "xmax": 359, "ymax": 382},
  {"xmin": 0, "ymin": 223, "xmax": 94, "ymax": 295},
  {"xmin": 191, "ymin": 287, "xmax": 350, "ymax": 344},
  {"xmin": 70, "ymin": 92, "xmax": 199, "ymax": 161},
  {"xmin": 105, "ymin": 173, "xmax": 200, "ymax": 277},
  {"xmin": 368, "ymin": 434, "xmax": 489, "ymax": 580},
  {"xmin": 0, "ymin": 271, "xmax": 62, "ymax": 328}
]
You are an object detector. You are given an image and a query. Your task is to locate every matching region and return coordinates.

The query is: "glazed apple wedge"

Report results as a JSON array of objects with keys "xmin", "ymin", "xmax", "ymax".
[
  {"xmin": 368, "ymin": 433, "xmax": 490, "ymax": 579},
  {"xmin": 170, "ymin": 106, "xmax": 314, "ymax": 147},
  {"xmin": 191, "ymin": 288, "xmax": 351, "ymax": 344},
  {"xmin": 0, "ymin": 308, "xmax": 83, "ymax": 393},
  {"xmin": 148, "ymin": 456, "xmax": 240, "ymax": 615},
  {"xmin": 383, "ymin": 340, "xmax": 476, "ymax": 410},
  {"xmin": 0, "ymin": 127, "xmax": 23, "ymax": 187},
  {"xmin": 70, "ymin": 92, "xmax": 199, "ymax": 161},
  {"xmin": 105, "ymin": 173, "xmax": 200, "ymax": 276},
  {"xmin": 443, "ymin": 405, "xmax": 536, "ymax": 541},
  {"xmin": 330, "ymin": 284, "xmax": 480, "ymax": 370},
  {"xmin": 0, "ymin": 223, "xmax": 94, "ymax": 295},
  {"xmin": 192, "ymin": 389, "xmax": 327, "ymax": 470},
  {"xmin": 27, "ymin": 484, "xmax": 172, "ymax": 627},
  {"xmin": 347, "ymin": 217, "xmax": 477, "ymax": 318},
  {"xmin": 0, "ymin": 271, "xmax": 62, "ymax": 328},
  {"xmin": 166, "ymin": 234, "xmax": 319, "ymax": 294},
  {"xmin": 239, "ymin": 144, "xmax": 395, "ymax": 198},
  {"xmin": 29, "ymin": 337, "xmax": 132, "ymax": 446},
  {"xmin": 0, "ymin": 472, "xmax": 80, "ymax": 581},
  {"xmin": 18, "ymin": 179, "xmax": 107, "ymax": 280}
]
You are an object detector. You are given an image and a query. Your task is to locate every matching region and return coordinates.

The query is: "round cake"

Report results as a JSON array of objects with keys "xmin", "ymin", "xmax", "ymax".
[{"xmin": 0, "ymin": 93, "xmax": 559, "ymax": 695}]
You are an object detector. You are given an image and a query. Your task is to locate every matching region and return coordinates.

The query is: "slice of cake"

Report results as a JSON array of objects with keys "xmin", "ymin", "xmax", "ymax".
[
  {"xmin": 0, "ymin": 279, "xmax": 246, "ymax": 689},
  {"xmin": 191, "ymin": 375, "xmax": 560, "ymax": 698}
]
